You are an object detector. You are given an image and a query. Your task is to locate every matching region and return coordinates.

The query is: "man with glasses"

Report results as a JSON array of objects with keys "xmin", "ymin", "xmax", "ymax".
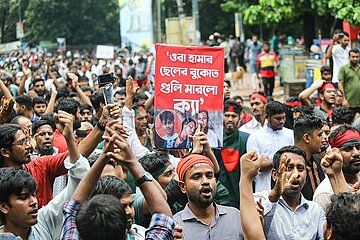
[
  {"xmin": 313, "ymin": 124, "xmax": 360, "ymax": 209},
  {"xmin": 0, "ymin": 111, "xmax": 79, "ymax": 208}
]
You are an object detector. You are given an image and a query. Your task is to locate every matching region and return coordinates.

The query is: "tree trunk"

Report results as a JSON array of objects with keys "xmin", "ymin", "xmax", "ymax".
[{"xmin": 302, "ymin": 11, "xmax": 316, "ymax": 51}]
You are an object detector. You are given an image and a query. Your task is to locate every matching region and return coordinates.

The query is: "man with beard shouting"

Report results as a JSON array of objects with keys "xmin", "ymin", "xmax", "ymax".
[
  {"xmin": 313, "ymin": 124, "xmax": 360, "ymax": 209},
  {"xmin": 174, "ymin": 154, "xmax": 243, "ymax": 240}
]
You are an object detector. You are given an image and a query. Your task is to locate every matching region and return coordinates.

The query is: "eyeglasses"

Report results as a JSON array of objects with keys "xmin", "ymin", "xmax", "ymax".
[
  {"xmin": 339, "ymin": 144, "xmax": 360, "ymax": 153},
  {"xmin": 38, "ymin": 131, "xmax": 53, "ymax": 137},
  {"xmin": 12, "ymin": 137, "xmax": 30, "ymax": 146}
]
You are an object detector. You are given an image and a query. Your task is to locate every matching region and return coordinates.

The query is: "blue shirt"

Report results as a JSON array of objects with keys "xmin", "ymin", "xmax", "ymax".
[{"xmin": 254, "ymin": 191, "xmax": 325, "ymax": 240}]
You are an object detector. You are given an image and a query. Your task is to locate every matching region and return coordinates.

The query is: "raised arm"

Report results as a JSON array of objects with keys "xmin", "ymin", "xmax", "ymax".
[
  {"xmin": 191, "ymin": 124, "xmax": 220, "ymax": 174},
  {"xmin": 72, "ymin": 120, "xmax": 122, "ymax": 203},
  {"xmin": 0, "ymin": 79, "xmax": 13, "ymax": 99},
  {"xmin": 321, "ymin": 148, "xmax": 350, "ymax": 194},
  {"xmin": 78, "ymin": 103, "xmax": 120, "ymax": 158},
  {"xmin": 107, "ymin": 136, "xmax": 172, "ymax": 217},
  {"xmin": 45, "ymin": 85, "xmax": 57, "ymax": 113},
  {"xmin": 54, "ymin": 110, "xmax": 80, "ymax": 164},
  {"xmin": 239, "ymin": 151, "xmax": 265, "ymax": 240},
  {"xmin": 18, "ymin": 61, "xmax": 32, "ymax": 96},
  {"xmin": 68, "ymin": 73, "xmax": 93, "ymax": 106},
  {"xmin": 298, "ymin": 80, "xmax": 325, "ymax": 108},
  {"xmin": 44, "ymin": 58, "xmax": 61, "ymax": 89}
]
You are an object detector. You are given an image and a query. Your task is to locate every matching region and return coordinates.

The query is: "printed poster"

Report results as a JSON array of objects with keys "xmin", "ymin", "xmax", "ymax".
[{"xmin": 154, "ymin": 44, "xmax": 224, "ymax": 149}]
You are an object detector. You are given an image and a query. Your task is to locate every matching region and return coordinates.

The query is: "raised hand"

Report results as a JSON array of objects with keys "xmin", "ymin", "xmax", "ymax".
[
  {"xmin": 54, "ymin": 110, "xmax": 74, "ymax": 139},
  {"xmin": 67, "ymin": 73, "xmax": 79, "ymax": 89},
  {"xmin": 321, "ymin": 148, "xmax": 343, "ymax": 176},
  {"xmin": 240, "ymin": 151, "xmax": 263, "ymax": 181},
  {"xmin": 269, "ymin": 154, "xmax": 293, "ymax": 202},
  {"xmin": 22, "ymin": 61, "xmax": 31, "ymax": 76},
  {"xmin": 126, "ymin": 76, "xmax": 139, "ymax": 99},
  {"xmin": 100, "ymin": 103, "xmax": 121, "ymax": 124}
]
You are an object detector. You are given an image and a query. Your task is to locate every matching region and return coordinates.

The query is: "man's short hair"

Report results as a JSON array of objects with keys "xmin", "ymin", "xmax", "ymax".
[
  {"xmin": 138, "ymin": 151, "xmax": 169, "ymax": 178},
  {"xmin": 332, "ymin": 107, "xmax": 354, "ymax": 125},
  {"xmin": 0, "ymin": 124, "xmax": 22, "ymax": 165},
  {"xmin": 32, "ymin": 78, "xmax": 45, "ymax": 85},
  {"xmin": 92, "ymin": 176, "xmax": 132, "ymax": 199},
  {"xmin": 224, "ymin": 100, "xmax": 242, "ymax": 116},
  {"xmin": 320, "ymin": 66, "xmax": 332, "ymax": 74},
  {"xmin": 91, "ymin": 91, "xmax": 105, "ymax": 112},
  {"xmin": 326, "ymin": 193, "xmax": 360, "ymax": 240},
  {"xmin": 32, "ymin": 97, "xmax": 47, "ymax": 108},
  {"xmin": 272, "ymin": 145, "xmax": 307, "ymax": 171},
  {"xmin": 80, "ymin": 103, "xmax": 93, "ymax": 113},
  {"xmin": 32, "ymin": 119, "xmax": 55, "ymax": 134},
  {"xmin": 160, "ymin": 110, "xmax": 174, "ymax": 123},
  {"xmin": 56, "ymin": 97, "xmax": 80, "ymax": 115},
  {"xmin": 349, "ymin": 48, "xmax": 360, "ymax": 56},
  {"xmin": 266, "ymin": 101, "xmax": 285, "ymax": 116},
  {"xmin": 56, "ymin": 87, "xmax": 70, "ymax": 100},
  {"xmin": 76, "ymin": 194, "xmax": 127, "ymax": 240},
  {"xmin": 133, "ymin": 92, "xmax": 148, "ymax": 103},
  {"xmin": 328, "ymin": 124, "xmax": 359, "ymax": 144},
  {"xmin": 293, "ymin": 114, "xmax": 323, "ymax": 143},
  {"xmin": 0, "ymin": 168, "xmax": 36, "ymax": 224},
  {"xmin": 81, "ymin": 86, "xmax": 93, "ymax": 94},
  {"xmin": 15, "ymin": 95, "xmax": 33, "ymax": 111},
  {"xmin": 114, "ymin": 89, "xmax": 126, "ymax": 97},
  {"xmin": 232, "ymin": 95, "xmax": 243, "ymax": 102}
]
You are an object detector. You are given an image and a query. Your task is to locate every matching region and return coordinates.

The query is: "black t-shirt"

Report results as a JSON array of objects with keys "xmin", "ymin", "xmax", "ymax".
[{"xmin": 301, "ymin": 155, "xmax": 325, "ymax": 200}]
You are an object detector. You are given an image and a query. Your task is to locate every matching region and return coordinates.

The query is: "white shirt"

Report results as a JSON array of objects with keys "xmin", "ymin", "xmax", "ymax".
[
  {"xmin": 332, "ymin": 44, "xmax": 350, "ymax": 83},
  {"xmin": 247, "ymin": 125, "xmax": 294, "ymax": 192},
  {"xmin": 239, "ymin": 117, "xmax": 264, "ymax": 135}
]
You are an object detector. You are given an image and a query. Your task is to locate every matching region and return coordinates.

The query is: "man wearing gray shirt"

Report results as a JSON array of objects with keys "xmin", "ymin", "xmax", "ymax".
[
  {"xmin": 174, "ymin": 154, "xmax": 243, "ymax": 240},
  {"xmin": 254, "ymin": 145, "xmax": 325, "ymax": 240}
]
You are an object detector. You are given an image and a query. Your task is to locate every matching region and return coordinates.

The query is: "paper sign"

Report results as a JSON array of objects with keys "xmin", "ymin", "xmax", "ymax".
[{"xmin": 154, "ymin": 44, "xmax": 224, "ymax": 149}]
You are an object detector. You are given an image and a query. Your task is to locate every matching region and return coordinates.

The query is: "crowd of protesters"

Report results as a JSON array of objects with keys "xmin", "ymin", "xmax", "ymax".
[{"xmin": 0, "ymin": 30, "xmax": 359, "ymax": 240}]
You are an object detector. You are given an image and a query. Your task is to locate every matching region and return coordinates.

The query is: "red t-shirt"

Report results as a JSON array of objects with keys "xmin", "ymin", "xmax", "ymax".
[
  {"xmin": 23, "ymin": 152, "xmax": 69, "ymax": 207},
  {"xmin": 257, "ymin": 52, "xmax": 279, "ymax": 78},
  {"xmin": 53, "ymin": 129, "xmax": 68, "ymax": 153}
]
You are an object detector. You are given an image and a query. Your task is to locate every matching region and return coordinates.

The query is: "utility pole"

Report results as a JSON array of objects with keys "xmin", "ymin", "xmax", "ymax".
[
  {"xmin": 176, "ymin": 0, "xmax": 186, "ymax": 45},
  {"xmin": 192, "ymin": 0, "xmax": 200, "ymax": 45}
]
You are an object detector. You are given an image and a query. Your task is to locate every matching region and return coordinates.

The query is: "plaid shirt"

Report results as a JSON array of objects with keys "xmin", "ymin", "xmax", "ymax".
[
  {"xmin": 60, "ymin": 199, "xmax": 80, "ymax": 240},
  {"xmin": 145, "ymin": 213, "xmax": 175, "ymax": 240}
]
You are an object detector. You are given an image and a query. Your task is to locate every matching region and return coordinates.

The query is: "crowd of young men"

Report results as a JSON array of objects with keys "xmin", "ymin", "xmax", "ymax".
[{"xmin": 0, "ymin": 46, "xmax": 359, "ymax": 240}]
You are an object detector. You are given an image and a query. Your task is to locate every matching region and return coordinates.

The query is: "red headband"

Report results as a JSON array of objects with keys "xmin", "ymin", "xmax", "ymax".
[
  {"xmin": 138, "ymin": 78, "xmax": 149, "ymax": 85},
  {"xmin": 176, "ymin": 154, "xmax": 214, "ymax": 181},
  {"xmin": 250, "ymin": 93, "xmax": 268, "ymax": 104},
  {"xmin": 320, "ymin": 83, "xmax": 336, "ymax": 92},
  {"xmin": 284, "ymin": 101, "xmax": 302, "ymax": 107},
  {"xmin": 329, "ymin": 130, "xmax": 360, "ymax": 148}
]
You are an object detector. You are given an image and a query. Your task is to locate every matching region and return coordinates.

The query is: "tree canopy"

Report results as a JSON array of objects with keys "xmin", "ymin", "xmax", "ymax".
[{"xmin": 1, "ymin": 0, "xmax": 120, "ymax": 45}]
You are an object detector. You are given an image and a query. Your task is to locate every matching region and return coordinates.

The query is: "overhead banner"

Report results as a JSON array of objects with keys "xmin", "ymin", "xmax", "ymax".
[
  {"xmin": 154, "ymin": 44, "xmax": 224, "ymax": 149},
  {"xmin": 119, "ymin": 0, "xmax": 153, "ymax": 51}
]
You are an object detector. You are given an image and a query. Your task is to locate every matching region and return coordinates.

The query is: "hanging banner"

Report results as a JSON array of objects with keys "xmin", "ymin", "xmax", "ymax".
[
  {"xmin": 119, "ymin": 0, "xmax": 153, "ymax": 51},
  {"xmin": 154, "ymin": 44, "xmax": 224, "ymax": 149}
]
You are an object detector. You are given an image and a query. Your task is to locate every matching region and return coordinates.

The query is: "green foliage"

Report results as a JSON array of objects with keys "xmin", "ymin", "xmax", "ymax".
[
  {"xmin": 328, "ymin": 0, "xmax": 360, "ymax": 26},
  {"xmin": 1, "ymin": 0, "xmax": 120, "ymax": 45}
]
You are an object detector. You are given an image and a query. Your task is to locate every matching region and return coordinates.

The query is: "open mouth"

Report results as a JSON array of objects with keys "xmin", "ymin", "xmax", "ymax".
[
  {"xmin": 200, "ymin": 187, "xmax": 212, "ymax": 197},
  {"xmin": 28, "ymin": 208, "xmax": 38, "ymax": 217}
]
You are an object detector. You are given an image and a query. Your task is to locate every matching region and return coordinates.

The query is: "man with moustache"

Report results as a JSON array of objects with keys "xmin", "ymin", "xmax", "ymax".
[
  {"xmin": 299, "ymin": 81, "xmax": 337, "ymax": 121},
  {"xmin": 133, "ymin": 103, "xmax": 152, "ymax": 151},
  {"xmin": 293, "ymin": 115, "xmax": 326, "ymax": 200},
  {"xmin": 32, "ymin": 120, "xmax": 57, "ymax": 157},
  {"xmin": 254, "ymin": 146, "xmax": 325, "ymax": 239},
  {"xmin": 240, "ymin": 92, "xmax": 267, "ymax": 134},
  {"xmin": 316, "ymin": 120, "xmax": 331, "ymax": 159},
  {"xmin": 338, "ymin": 48, "xmax": 360, "ymax": 114},
  {"xmin": 313, "ymin": 124, "xmax": 360, "ymax": 209},
  {"xmin": 219, "ymin": 100, "xmax": 247, "ymax": 207},
  {"xmin": 247, "ymin": 101, "xmax": 294, "ymax": 192},
  {"xmin": 174, "ymin": 154, "xmax": 243, "ymax": 240}
]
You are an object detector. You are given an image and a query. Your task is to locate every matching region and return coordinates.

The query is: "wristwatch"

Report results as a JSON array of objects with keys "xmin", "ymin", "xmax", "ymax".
[{"xmin": 135, "ymin": 172, "xmax": 154, "ymax": 187}]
